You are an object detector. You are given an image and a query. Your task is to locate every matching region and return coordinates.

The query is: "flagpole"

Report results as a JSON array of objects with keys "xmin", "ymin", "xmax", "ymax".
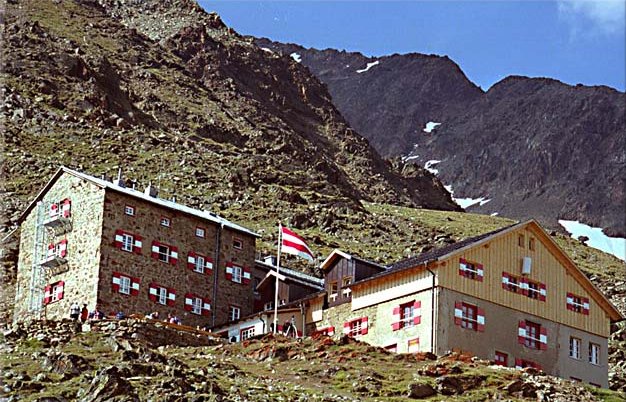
[{"xmin": 273, "ymin": 223, "xmax": 281, "ymax": 334}]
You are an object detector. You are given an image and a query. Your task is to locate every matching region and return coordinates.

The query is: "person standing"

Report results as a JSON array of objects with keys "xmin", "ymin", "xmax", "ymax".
[
  {"xmin": 80, "ymin": 304, "xmax": 88, "ymax": 323},
  {"xmin": 70, "ymin": 302, "xmax": 80, "ymax": 320}
]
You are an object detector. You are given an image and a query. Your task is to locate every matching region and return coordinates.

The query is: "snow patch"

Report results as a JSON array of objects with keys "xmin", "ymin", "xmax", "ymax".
[
  {"xmin": 356, "ymin": 60, "xmax": 380, "ymax": 73},
  {"xmin": 424, "ymin": 160, "xmax": 441, "ymax": 175},
  {"xmin": 490, "ymin": 212, "xmax": 499, "ymax": 216},
  {"xmin": 402, "ymin": 155, "xmax": 420, "ymax": 162},
  {"xmin": 559, "ymin": 220, "xmax": 626, "ymax": 261},
  {"xmin": 423, "ymin": 122, "xmax": 442, "ymax": 133},
  {"xmin": 290, "ymin": 52, "xmax": 302, "ymax": 63},
  {"xmin": 261, "ymin": 47, "xmax": 274, "ymax": 53},
  {"xmin": 454, "ymin": 197, "xmax": 491, "ymax": 209}
]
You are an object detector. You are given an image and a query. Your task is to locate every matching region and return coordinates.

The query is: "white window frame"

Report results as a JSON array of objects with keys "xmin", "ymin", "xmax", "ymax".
[
  {"xmin": 160, "ymin": 217, "xmax": 171, "ymax": 227},
  {"xmin": 401, "ymin": 303, "xmax": 416, "ymax": 327},
  {"xmin": 157, "ymin": 245, "xmax": 170, "ymax": 263},
  {"xmin": 157, "ymin": 287, "xmax": 167, "ymax": 305},
  {"xmin": 233, "ymin": 238, "xmax": 243, "ymax": 250},
  {"xmin": 229, "ymin": 306, "xmax": 241, "ymax": 321},
  {"xmin": 589, "ymin": 343, "xmax": 600, "ymax": 365},
  {"xmin": 119, "ymin": 275, "xmax": 131, "ymax": 295},
  {"xmin": 195, "ymin": 227, "xmax": 205, "ymax": 238},
  {"xmin": 121, "ymin": 233, "xmax": 134, "ymax": 252},
  {"xmin": 349, "ymin": 320, "xmax": 362, "ymax": 337},
  {"xmin": 194, "ymin": 255, "xmax": 206, "ymax": 274},
  {"xmin": 231, "ymin": 265, "xmax": 243, "ymax": 283},
  {"xmin": 51, "ymin": 283, "xmax": 62, "ymax": 302},
  {"xmin": 192, "ymin": 297, "xmax": 203, "ymax": 315},
  {"xmin": 264, "ymin": 301, "xmax": 274, "ymax": 311},
  {"xmin": 569, "ymin": 337, "xmax": 581, "ymax": 359},
  {"xmin": 124, "ymin": 205, "xmax": 135, "ymax": 216},
  {"xmin": 241, "ymin": 327, "xmax": 255, "ymax": 341}
]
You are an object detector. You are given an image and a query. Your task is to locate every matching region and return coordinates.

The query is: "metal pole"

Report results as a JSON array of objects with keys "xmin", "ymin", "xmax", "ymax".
[{"xmin": 273, "ymin": 223, "xmax": 281, "ymax": 334}]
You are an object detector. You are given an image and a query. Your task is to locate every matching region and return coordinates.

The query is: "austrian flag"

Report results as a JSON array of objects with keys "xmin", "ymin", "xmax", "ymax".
[{"xmin": 281, "ymin": 226, "xmax": 314, "ymax": 262}]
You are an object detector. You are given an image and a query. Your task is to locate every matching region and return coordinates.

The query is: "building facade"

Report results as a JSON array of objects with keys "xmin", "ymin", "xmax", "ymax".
[{"xmin": 14, "ymin": 167, "xmax": 258, "ymax": 328}]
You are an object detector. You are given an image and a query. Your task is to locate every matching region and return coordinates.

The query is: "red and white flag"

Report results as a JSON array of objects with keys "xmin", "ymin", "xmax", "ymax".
[{"xmin": 281, "ymin": 226, "xmax": 314, "ymax": 262}]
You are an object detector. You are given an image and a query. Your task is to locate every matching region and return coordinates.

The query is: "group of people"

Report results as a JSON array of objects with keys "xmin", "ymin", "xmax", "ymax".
[
  {"xmin": 68, "ymin": 302, "xmax": 114, "ymax": 323},
  {"xmin": 145, "ymin": 311, "xmax": 182, "ymax": 325}
]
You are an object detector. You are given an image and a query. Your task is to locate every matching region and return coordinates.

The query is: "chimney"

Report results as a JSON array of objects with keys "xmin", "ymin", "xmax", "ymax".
[
  {"xmin": 264, "ymin": 255, "xmax": 277, "ymax": 266},
  {"xmin": 144, "ymin": 182, "xmax": 158, "ymax": 198},
  {"xmin": 113, "ymin": 168, "xmax": 125, "ymax": 188}
]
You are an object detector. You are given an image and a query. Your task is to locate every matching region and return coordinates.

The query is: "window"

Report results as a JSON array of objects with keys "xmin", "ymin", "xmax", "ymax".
[
  {"xmin": 407, "ymin": 338, "xmax": 420, "ymax": 353},
  {"xmin": 507, "ymin": 275, "xmax": 519, "ymax": 292},
  {"xmin": 518, "ymin": 320, "xmax": 547, "ymax": 350},
  {"xmin": 253, "ymin": 277, "xmax": 260, "ymax": 294},
  {"xmin": 264, "ymin": 301, "xmax": 274, "ymax": 311},
  {"xmin": 157, "ymin": 245, "xmax": 170, "ymax": 263},
  {"xmin": 119, "ymin": 276, "xmax": 131, "ymax": 295},
  {"xmin": 343, "ymin": 317, "xmax": 368, "ymax": 337},
  {"xmin": 495, "ymin": 351, "xmax": 508, "ymax": 366},
  {"xmin": 502, "ymin": 272, "xmax": 545, "ymax": 301},
  {"xmin": 454, "ymin": 301, "xmax": 485, "ymax": 332},
  {"xmin": 124, "ymin": 205, "xmax": 135, "ymax": 216},
  {"xmin": 384, "ymin": 344, "xmax": 398, "ymax": 353},
  {"xmin": 515, "ymin": 358, "xmax": 541, "ymax": 370},
  {"xmin": 51, "ymin": 282, "xmax": 64, "ymax": 302},
  {"xmin": 195, "ymin": 255, "xmax": 206, "ymax": 273},
  {"xmin": 569, "ymin": 337, "xmax": 581, "ymax": 359},
  {"xmin": 459, "ymin": 258, "xmax": 484, "ymax": 281},
  {"xmin": 392, "ymin": 300, "xmax": 421, "ymax": 330},
  {"xmin": 231, "ymin": 265, "xmax": 242, "ymax": 283},
  {"xmin": 121, "ymin": 233, "xmax": 134, "ymax": 252},
  {"xmin": 192, "ymin": 297, "xmax": 203, "ymax": 315},
  {"xmin": 342, "ymin": 276, "xmax": 352, "ymax": 297},
  {"xmin": 160, "ymin": 217, "xmax": 171, "ymax": 227},
  {"xmin": 241, "ymin": 326, "xmax": 255, "ymax": 341},
  {"xmin": 527, "ymin": 281, "xmax": 539, "ymax": 299},
  {"xmin": 567, "ymin": 293, "xmax": 589, "ymax": 315},
  {"xmin": 589, "ymin": 343, "xmax": 600, "ymax": 365},
  {"xmin": 157, "ymin": 287, "xmax": 167, "ymax": 305},
  {"xmin": 529, "ymin": 237, "xmax": 536, "ymax": 251},
  {"xmin": 195, "ymin": 227, "xmax": 205, "ymax": 238},
  {"xmin": 461, "ymin": 303, "xmax": 476, "ymax": 330},
  {"xmin": 312, "ymin": 326, "xmax": 335, "ymax": 337},
  {"xmin": 225, "ymin": 263, "xmax": 249, "ymax": 284},
  {"xmin": 518, "ymin": 234, "xmax": 525, "ymax": 248},
  {"xmin": 233, "ymin": 238, "xmax": 243, "ymax": 250},
  {"xmin": 229, "ymin": 306, "xmax": 241, "ymax": 322},
  {"xmin": 329, "ymin": 281, "xmax": 338, "ymax": 301}
]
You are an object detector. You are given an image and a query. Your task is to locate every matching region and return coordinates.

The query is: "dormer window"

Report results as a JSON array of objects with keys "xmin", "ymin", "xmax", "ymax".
[{"xmin": 160, "ymin": 217, "xmax": 171, "ymax": 227}]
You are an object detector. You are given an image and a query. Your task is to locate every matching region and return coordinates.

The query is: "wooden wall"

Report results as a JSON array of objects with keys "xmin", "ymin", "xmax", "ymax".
[{"xmin": 436, "ymin": 225, "xmax": 610, "ymax": 337}]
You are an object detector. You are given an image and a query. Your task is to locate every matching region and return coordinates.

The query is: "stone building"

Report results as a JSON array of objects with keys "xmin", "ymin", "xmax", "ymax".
[{"xmin": 13, "ymin": 167, "xmax": 258, "ymax": 328}]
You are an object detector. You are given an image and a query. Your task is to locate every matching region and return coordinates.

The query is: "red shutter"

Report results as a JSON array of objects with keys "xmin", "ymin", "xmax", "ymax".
[
  {"xmin": 49, "ymin": 203, "xmax": 58, "ymax": 217},
  {"xmin": 476, "ymin": 263, "xmax": 484, "ymax": 282},
  {"xmin": 502, "ymin": 272, "xmax": 509, "ymax": 290},
  {"xmin": 454, "ymin": 301, "xmax": 463, "ymax": 326},
  {"xmin": 133, "ymin": 235, "xmax": 142, "ymax": 255},
  {"xmin": 58, "ymin": 239, "xmax": 68, "ymax": 258},
  {"xmin": 131, "ymin": 277, "xmax": 140, "ymax": 296},
  {"xmin": 476, "ymin": 307, "xmax": 485, "ymax": 332},
  {"xmin": 114, "ymin": 229, "xmax": 124, "ymax": 248},
  {"xmin": 391, "ymin": 306, "xmax": 402, "ymax": 331},
  {"xmin": 148, "ymin": 283, "xmax": 157, "ymax": 301},
  {"xmin": 47, "ymin": 243, "xmax": 55, "ymax": 257},
  {"xmin": 413, "ymin": 301, "xmax": 422, "ymax": 325},
  {"xmin": 167, "ymin": 288, "xmax": 176, "ymax": 306},
  {"xmin": 539, "ymin": 283, "xmax": 547, "ymax": 302},
  {"xmin": 43, "ymin": 285, "xmax": 52, "ymax": 305},
  {"xmin": 187, "ymin": 251, "xmax": 196, "ymax": 270},
  {"xmin": 170, "ymin": 246, "xmax": 178, "ymax": 265},
  {"xmin": 62, "ymin": 199, "xmax": 71, "ymax": 218},
  {"xmin": 518, "ymin": 320, "xmax": 526, "ymax": 345},
  {"xmin": 202, "ymin": 298, "xmax": 211, "ymax": 316},
  {"xmin": 243, "ymin": 267, "xmax": 251, "ymax": 285},
  {"xmin": 520, "ymin": 278, "xmax": 529, "ymax": 296},
  {"xmin": 539, "ymin": 327, "xmax": 548, "ymax": 350},
  {"xmin": 151, "ymin": 241, "xmax": 159, "ymax": 259},
  {"xmin": 225, "ymin": 263, "xmax": 233, "ymax": 281},
  {"xmin": 360, "ymin": 317, "xmax": 368, "ymax": 335},
  {"xmin": 205, "ymin": 257, "xmax": 214, "ymax": 274},
  {"xmin": 184, "ymin": 293, "xmax": 193, "ymax": 311},
  {"xmin": 57, "ymin": 281, "xmax": 65, "ymax": 300},
  {"xmin": 515, "ymin": 358, "xmax": 523, "ymax": 369},
  {"xmin": 566, "ymin": 292, "xmax": 574, "ymax": 311},
  {"xmin": 112, "ymin": 271, "xmax": 121, "ymax": 292},
  {"xmin": 343, "ymin": 321, "xmax": 351, "ymax": 335},
  {"xmin": 583, "ymin": 297, "xmax": 590, "ymax": 315}
]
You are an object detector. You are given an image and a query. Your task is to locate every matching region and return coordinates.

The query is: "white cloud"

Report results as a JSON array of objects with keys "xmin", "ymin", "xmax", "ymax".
[{"xmin": 558, "ymin": 0, "xmax": 625, "ymax": 37}]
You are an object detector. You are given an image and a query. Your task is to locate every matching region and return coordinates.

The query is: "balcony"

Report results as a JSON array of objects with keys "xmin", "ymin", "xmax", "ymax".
[{"xmin": 40, "ymin": 254, "xmax": 67, "ymax": 268}]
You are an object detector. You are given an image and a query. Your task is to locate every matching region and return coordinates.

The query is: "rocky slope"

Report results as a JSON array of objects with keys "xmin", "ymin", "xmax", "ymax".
[
  {"xmin": 255, "ymin": 39, "xmax": 626, "ymax": 237},
  {"xmin": 2, "ymin": 318, "xmax": 624, "ymax": 401}
]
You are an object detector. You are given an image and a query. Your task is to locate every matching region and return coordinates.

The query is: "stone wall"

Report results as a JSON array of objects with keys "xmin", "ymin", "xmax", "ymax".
[
  {"xmin": 14, "ymin": 174, "xmax": 105, "ymax": 323},
  {"xmin": 97, "ymin": 190, "xmax": 256, "ymax": 329}
]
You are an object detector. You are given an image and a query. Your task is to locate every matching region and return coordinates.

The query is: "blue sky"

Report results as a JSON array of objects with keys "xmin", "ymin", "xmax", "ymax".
[{"xmin": 200, "ymin": 1, "xmax": 625, "ymax": 91}]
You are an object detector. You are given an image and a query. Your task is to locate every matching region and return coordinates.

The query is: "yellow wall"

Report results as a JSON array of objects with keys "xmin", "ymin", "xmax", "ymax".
[
  {"xmin": 352, "ymin": 268, "xmax": 436, "ymax": 310},
  {"xmin": 436, "ymin": 225, "xmax": 610, "ymax": 337}
]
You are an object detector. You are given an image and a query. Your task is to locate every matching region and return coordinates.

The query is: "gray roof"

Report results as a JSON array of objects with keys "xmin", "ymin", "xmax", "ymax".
[
  {"xmin": 18, "ymin": 166, "xmax": 259, "ymax": 237},
  {"xmin": 255, "ymin": 259, "xmax": 323, "ymax": 288}
]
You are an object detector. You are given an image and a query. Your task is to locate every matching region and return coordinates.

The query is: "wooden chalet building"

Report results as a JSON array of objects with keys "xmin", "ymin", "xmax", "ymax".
[{"xmin": 13, "ymin": 167, "xmax": 259, "ymax": 328}]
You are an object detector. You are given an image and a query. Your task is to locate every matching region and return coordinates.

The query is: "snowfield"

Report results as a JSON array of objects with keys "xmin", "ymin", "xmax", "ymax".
[
  {"xmin": 423, "ymin": 122, "xmax": 442, "ymax": 133},
  {"xmin": 559, "ymin": 220, "xmax": 626, "ymax": 261},
  {"xmin": 290, "ymin": 52, "xmax": 302, "ymax": 63},
  {"xmin": 424, "ymin": 160, "xmax": 441, "ymax": 175},
  {"xmin": 356, "ymin": 60, "xmax": 380, "ymax": 73}
]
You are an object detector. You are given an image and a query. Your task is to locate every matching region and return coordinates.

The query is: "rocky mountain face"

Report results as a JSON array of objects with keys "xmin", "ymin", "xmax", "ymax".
[{"xmin": 256, "ymin": 39, "xmax": 626, "ymax": 237}]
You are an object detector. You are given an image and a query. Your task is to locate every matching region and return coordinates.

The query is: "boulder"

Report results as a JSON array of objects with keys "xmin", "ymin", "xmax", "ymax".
[{"xmin": 407, "ymin": 383, "xmax": 437, "ymax": 398}]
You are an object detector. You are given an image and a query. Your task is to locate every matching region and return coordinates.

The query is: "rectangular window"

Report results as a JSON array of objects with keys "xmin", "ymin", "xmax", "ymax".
[
  {"xmin": 195, "ymin": 227, "xmax": 205, "ymax": 238},
  {"xmin": 407, "ymin": 338, "xmax": 420, "ymax": 353},
  {"xmin": 329, "ymin": 281, "xmax": 338, "ymax": 301},
  {"xmin": 233, "ymin": 238, "xmax": 243, "ymax": 250},
  {"xmin": 192, "ymin": 297, "xmax": 203, "ymax": 315},
  {"xmin": 158, "ymin": 245, "xmax": 170, "ymax": 263},
  {"xmin": 461, "ymin": 303, "xmax": 476, "ymax": 330},
  {"xmin": 231, "ymin": 265, "xmax": 242, "ymax": 283},
  {"xmin": 495, "ymin": 351, "xmax": 508, "ymax": 366},
  {"xmin": 454, "ymin": 301, "xmax": 485, "ymax": 332},
  {"xmin": 160, "ymin": 217, "xmax": 171, "ymax": 227},
  {"xmin": 567, "ymin": 293, "xmax": 589, "ymax": 315},
  {"xmin": 157, "ymin": 287, "xmax": 167, "ymax": 305},
  {"xmin": 195, "ymin": 256, "xmax": 206, "ymax": 274},
  {"xmin": 241, "ymin": 326, "xmax": 255, "ymax": 341},
  {"xmin": 527, "ymin": 281, "xmax": 539, "ymax": 299},
  {"xmin": 518, "ymin": 320, "xmax": 547, "ymax": 350},
  {"xmin": 569, "ymin": 337, "xmax": 581, "ymax": 359},
  {"xmin": 384, "ymin": 344, "xmax": 398, "ymax": 353},
  {"xmin": 525, "ymin": 321, "xmax": 540, "ymax": 349},
  {"xmin": 518, "ymin": 234, "xmax": 525, "ymax": 248},
  {"xmin": 589, "ymin": 343, "xmax": 600, "ymax": 365},
  {"xmin": 342, "ymin": 276, "xmax": 352, "ymax": 297},
  {"xmin": 119, "ymin": 276, "xmax": 131, "ymax": 295},
  {"xmin": 124, "ymin": 205, "xmax": 135, "ymax": 216},
  {"xmin": 344, "ymin": 317, "xmax": 368, "ymax": 337},
  {"xmin": 121, "ymin": 233, "xmax": 134, "ymax": 252},
  {"xmin": 529, "ymin": 237, "xmax": 536, "ymax": 251},
  {"xmin": 264, "ymin": 301, "xmax": 274, "ymax": 311},
  {"xmin": 51, "ymin": 282, "xmax": 63, "ymax": 302},
  {"xmin": 229, "ymin": 306, "xmax": 241, "ymax": 322},
  {"xmin": 459, "ymin": 258, "xmax": 484, "ymax": 281}
]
